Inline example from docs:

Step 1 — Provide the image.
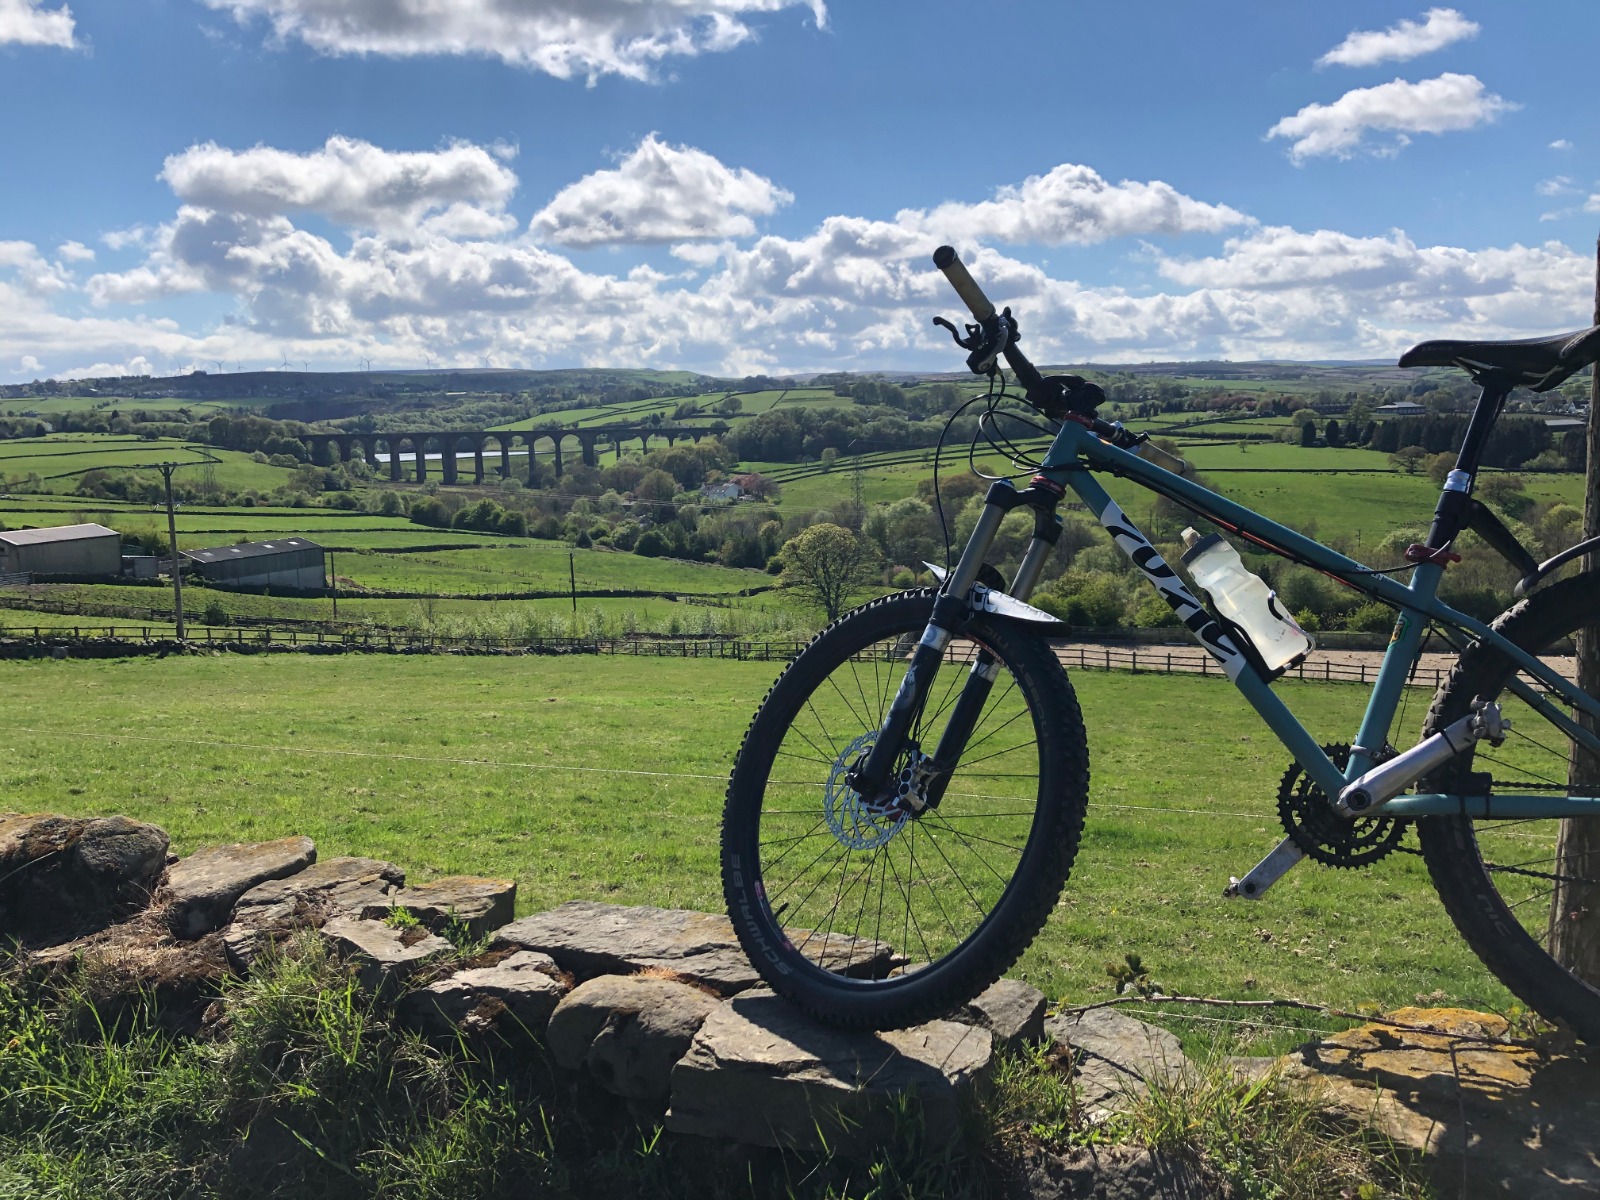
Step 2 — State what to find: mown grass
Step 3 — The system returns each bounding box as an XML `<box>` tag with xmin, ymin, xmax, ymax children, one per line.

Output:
<box><xmin>0</xmin><ymin>653</ymin><xmax>1519</xmax><ymax>1035</ymax></box>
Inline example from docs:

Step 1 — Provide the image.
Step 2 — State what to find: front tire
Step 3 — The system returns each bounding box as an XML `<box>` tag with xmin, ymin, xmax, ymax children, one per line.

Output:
<box><xmin>1419</xmin><ymin>569</ymin><xmax>1600</xmax><ymax>1043</ymax></box>
<box><xmin>721</xmin><ymin>589</ymin><xmax>1089</xmax><ymax>1030</ymax></box>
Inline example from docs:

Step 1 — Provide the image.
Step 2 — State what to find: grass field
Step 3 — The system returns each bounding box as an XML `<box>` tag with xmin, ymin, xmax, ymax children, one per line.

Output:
<box><xmin>0</xmin><ymin>653</ymin><xmax>1519</xmax><ymax>1047</ymax></box>
<box><xmin>0</xmin><ymin>435</ymin><xmax>298</xmax><ymax>493</ymax></box>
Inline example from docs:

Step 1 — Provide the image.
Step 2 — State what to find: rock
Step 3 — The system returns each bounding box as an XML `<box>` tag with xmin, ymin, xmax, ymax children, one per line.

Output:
<box><xmin>494</xmin><ymin>901</ymin><xmax>895</xmax><ymax>995</ymax></box>
<box><xmin>222</xmin><ymin>856</ymin><xmax>405</xmax><ymax>972</ymax></box>
<box><xmin>0</xmin><ymin>812</ymin><xmax>169</xmax><ymax>940</ymax></box>
<box><xmin>162</xmin><ymin>835</ymin><xmax>316</xmax><ymax>939</ymax></box>
<box><xmin>547</xmin><ymin>974</ymin><xmax>721</xmax><ymax>1103</ymax></box>
<box><xmin>1045</xmin><ymin>1008</ymin><xmax>1188</xmax><ymax>1117</ymax></box>
<box><xmin>955</xmin><ymin>978</ymin><xmax>1046</xmax><ymax>1051</ymax></box>
<box><xmin>361</xmin><ymin>875</ymin><xmax>514</xmax><ymax>940</ymax></box>
<box><xmin>1017</xmin><ymin>1144</ymin><xmax>1221</xmax><ymax>1200</ymax></box>
<box><xmin>666</xmin><ymin>990</ymin><xmax>993</xmax><ymax>1155</ymax></box>
<box><xmin>401</xmin><ymin>950</ymin><xmax>568</xmax><ymax>1039</ymax></box>
<box><xmin>1282</xmin><ymin>1007</ymin><xmax>1600</xmax><ymax>1200</ymax></box>
<box><xmin>319</xmin><ymin>915</ymin><xmax>452</xmax><ymax>997</ymax></box>
<box><xmin>27</xmin><ymin>910</ymin><xmax>230</xmax><ymax>1036</ymax></box>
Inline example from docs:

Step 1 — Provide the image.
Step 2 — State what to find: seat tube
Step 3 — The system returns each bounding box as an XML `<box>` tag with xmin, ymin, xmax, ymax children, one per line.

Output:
<box><xmin>1348</xmin><ymin>564</ymin><xmax>1442</xmax><ymax>777</ymax></box>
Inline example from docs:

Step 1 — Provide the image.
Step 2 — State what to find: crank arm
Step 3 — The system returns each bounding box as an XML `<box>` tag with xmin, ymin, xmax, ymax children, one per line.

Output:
<box><xmin>1224</xmin><ymin>837</ymin><xmax>1304</xmax><ymax>900</ymax></box>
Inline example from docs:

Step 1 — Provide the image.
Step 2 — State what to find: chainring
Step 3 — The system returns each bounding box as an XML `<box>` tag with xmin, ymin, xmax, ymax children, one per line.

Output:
<box><xmin>1278</xmin><ymin>742</ymin><xmax>1406</xmax><ymax>869</ymax></box>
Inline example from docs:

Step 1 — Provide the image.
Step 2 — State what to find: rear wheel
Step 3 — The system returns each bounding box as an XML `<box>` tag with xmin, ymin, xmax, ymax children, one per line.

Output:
<box><xmin>1419</xmin><ymin>569</ymin><xmax>1600</xmax><ymax>1042</ymax></box>
<box><xmin>721</xmin><ymin>589</ymin><xmax>1089</xmax><ymax>1030</ymax></box>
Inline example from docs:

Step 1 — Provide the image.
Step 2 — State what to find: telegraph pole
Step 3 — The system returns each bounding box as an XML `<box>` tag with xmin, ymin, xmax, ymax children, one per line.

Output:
<box><xmin>569</xmin><ymin>551</ymin><xmax>577</xmax><ymax>614</ymax></box>
<box><xmin>328</xmin><ymin>548</ymin><xmax>338</xmax><ymax>624</ymax></box>
<box><xmin>158</xmin><ymin>463</ymin><xmax>186</xmax><ymax>640</ymax></box>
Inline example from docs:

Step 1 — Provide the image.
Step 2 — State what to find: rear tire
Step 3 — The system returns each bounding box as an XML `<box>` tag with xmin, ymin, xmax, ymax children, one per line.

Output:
<box><xmin>721</xmin><ymin>589</ymin><xmax>1088</xmax><ymax>1030</ymax></box>
<box><xmin>1418</xmin><ymin>569</ymin><xmax>1600</xmax><ymax>1043</ymax></box>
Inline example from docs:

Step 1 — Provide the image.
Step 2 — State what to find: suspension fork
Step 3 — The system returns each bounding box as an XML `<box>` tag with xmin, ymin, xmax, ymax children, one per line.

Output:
<box><xmin>848</xmin><ymin>480</ymin><xmax>1063</xmax><ymax>804</ymax></box>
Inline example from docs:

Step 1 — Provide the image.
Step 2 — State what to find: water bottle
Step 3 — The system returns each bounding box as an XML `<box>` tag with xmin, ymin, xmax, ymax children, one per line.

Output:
<box><xmin>1180</xmin><ymin>528</ymin><xmax>1314</xmax><ymax>673</ymax></box>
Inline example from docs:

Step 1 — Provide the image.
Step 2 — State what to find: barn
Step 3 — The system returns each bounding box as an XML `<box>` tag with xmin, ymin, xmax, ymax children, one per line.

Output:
<box><xmin>0</xmin><ymin>524</ymin><xmax>122</xmax><ymax>578</ymax></box>
<box><xmin>183</xmin><ymin>538</ymin><xmax>325</xmax><ymax>590</ymax></box>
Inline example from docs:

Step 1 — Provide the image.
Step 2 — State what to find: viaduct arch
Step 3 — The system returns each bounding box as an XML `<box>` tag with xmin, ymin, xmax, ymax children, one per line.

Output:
<box><xmin>299</xmin><ymin>425</ymin><xmax>712</xmax><ymax>485</ymax></box>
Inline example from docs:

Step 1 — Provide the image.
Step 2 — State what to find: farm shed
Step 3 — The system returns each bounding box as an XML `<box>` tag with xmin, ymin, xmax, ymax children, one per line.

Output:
<box><xmin>0</xmin><ymin>523</ymin><xmax>121</xmax><ymax>577</ymax></box>
<box><xmin>183</xmin><ymin>538</ymin><xmax>324</xmax><ymax>590</ymax></box>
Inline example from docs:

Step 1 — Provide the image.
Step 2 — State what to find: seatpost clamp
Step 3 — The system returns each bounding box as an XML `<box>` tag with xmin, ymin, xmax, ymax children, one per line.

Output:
<box><xmin>1404</xmin><ymin>544</ymin><xmax>1462</xmax><ymax>567</ymax></box>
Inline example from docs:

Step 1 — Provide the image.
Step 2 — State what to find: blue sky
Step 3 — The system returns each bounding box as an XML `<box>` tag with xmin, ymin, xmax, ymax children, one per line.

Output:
<box><xmin>1</xmin><ymin>0</ymin><xmax>1596</xmax><ymax>380</ymax></box>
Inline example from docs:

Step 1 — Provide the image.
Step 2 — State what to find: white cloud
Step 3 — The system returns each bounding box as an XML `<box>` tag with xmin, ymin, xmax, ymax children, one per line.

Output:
<box><xmin>160</xmin><ymin>136</ymin><xmax>519</xmax><ymax>231</ymax></box>
<box><xmin>19</xmin><ymin>355</ymin><xmax>40</xmax><ymax>373</ymax></box>
<box><xmin>0</xmin><ymin>241</ymin><xmax>71</xmax><ymax>296</ymax></box>
<box><xmin>1537</xmin><ymin>176</ymin><xmax>1577</xmax><ymax>197</ymax></box>
<box><xmin>1317</xmin><ymin>8</ymin><xmax>1478</xmax><ymax>69</ymax></box>
<box><xmin>20</xmin><ymin>137</ymin><xmax>1600</xmax><ymax>379</ymax></box>
<box><xmin>0</xmin><ymin>0</ymin><xmax>75</xmax><ymax>48</ymax></box>
<box><xmin>1550</xmin><ymin>139</ymin><xmax>1573</xmax><ymax>151</ymax></box>
<box><xmin>898</xmin><ymin>163</ymin><xmax>1251</xmax><ymax>246</ymax></box>
<box><xmin>200</xmin><ymin>0</ymin><xmax>825</xmax><ymax>82</ymax></box>
<box><xmin>530</xmin><ymin>135</ymin><xmax>791</xmax><ymax>246</ymax></box>
<box><xmin>1267</xmin><ymin>73</ymin><xmax>1515</xmax><ymax>162</ymax></box>
<box><xmin>56</xmin><ymin>240</ymin><xmax>95</xmax><ymax>263</ymax></box>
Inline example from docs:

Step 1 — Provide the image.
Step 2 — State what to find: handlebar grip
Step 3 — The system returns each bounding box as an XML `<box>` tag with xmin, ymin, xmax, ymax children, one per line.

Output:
<box><xmin>932</xmin><ymin>246</ymin><xmax>996</xmax><ymax>322</ymax></box>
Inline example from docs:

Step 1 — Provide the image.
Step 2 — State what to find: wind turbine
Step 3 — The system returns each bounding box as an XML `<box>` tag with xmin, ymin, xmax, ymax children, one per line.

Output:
<box><xmin>361</xmin><ymin>357</ymin><xmax>373</xmax><ymax>373</ymax></box>
<box><xmin>301</xmin><ymin>360</ymin><xmax>310</xmax><ymax>372</ymax></box>
<box><xmin>280</xmin><ymin>352</ymin><xmax>292</xmax><ymax>371</ymax></box>
<box><xmin>212</xmin><ymin>360</ymin><xmax>224</xmax><ymax>374</ymax></box>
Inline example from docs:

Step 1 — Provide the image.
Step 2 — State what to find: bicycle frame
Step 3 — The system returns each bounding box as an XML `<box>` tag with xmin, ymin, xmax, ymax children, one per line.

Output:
<box><xmin>845</xmin><ymin>396</ymin><xmax>1600</xmax><ymax>896</ymax></box>
<box><xmin>1013</xmin><ymin>418</ymin><xmax>1600</xmax><ymax>822</ymax></box>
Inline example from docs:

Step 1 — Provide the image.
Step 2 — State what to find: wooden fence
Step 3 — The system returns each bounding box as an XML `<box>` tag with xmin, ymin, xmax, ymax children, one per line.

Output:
<box><xmin>0</xmin><ymin>625</ymin><xmax>1453</xmax><ymax>687</ymax></box>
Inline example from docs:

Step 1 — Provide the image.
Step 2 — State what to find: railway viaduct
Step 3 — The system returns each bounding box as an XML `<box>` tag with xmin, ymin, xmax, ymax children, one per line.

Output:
<box><xmin>298</xmin><ymin>425</ymin><xmax>712</xmax><ymax>484</ymax></box>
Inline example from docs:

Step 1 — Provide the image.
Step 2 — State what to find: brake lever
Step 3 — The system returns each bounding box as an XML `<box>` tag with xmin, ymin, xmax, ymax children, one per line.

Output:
<box><xmin>933</xmin><ymin>315</ymin><xmax>982</xmax><ymax>351</ymax></box>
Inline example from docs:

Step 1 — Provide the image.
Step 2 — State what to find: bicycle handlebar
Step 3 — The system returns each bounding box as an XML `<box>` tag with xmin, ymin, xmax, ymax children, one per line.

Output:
<box><xmin>932</xmin><ymin>245</ymin><xmax>996</xmax><ymax>322</ymax></box>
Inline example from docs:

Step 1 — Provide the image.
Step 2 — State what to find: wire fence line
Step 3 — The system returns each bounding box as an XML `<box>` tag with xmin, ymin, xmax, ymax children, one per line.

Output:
<box><xmin>0</xmin><ymin>623</ymin><xmax>1453</xmax><ymax>687</ymax></box>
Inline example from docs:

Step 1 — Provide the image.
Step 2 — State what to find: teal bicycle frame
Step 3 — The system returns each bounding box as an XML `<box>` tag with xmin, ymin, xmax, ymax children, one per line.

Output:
<box><xmin>1027</xmin><ymin>418</ymin><xmax>1600</xmax><ymax>824</ymax></box>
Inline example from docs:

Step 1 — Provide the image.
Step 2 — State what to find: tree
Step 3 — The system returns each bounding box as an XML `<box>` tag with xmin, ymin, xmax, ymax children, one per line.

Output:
<box><xmin>1298</xmin><ymin>420</ymin><xmax>1318</xmax><ymax>448</ymax></box>
<box><xmin>1324</xmin><ymin>418</ymin><xmax>1344</xmax><ymax>448</ymax></box>
<box><xmin>779</xmin><ymin>523</ymin><xmax>879</xmax><ymax>620</ymax></box>
<box><xmin>1552</xmin><ymin>234</ymin><xmax>1600</xmax><ymax>983</ymax></box>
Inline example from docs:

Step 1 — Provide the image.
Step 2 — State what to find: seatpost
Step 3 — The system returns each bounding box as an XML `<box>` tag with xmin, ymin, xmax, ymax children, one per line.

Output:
<box><xmin>1424</xmin><ymin>377</ymin><xmax>1512</xmax><ymax>550</ymax></box>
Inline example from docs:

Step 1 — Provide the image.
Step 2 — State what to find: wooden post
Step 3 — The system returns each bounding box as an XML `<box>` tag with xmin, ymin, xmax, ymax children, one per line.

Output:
<box><xmin>1552</xmin><ymin>233</ymin><xmax>1600</xmax><ymax>981</ymax></box>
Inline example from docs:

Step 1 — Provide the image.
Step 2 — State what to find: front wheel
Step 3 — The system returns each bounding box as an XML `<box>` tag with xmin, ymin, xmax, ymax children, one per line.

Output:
<box><xmin>721</xmin><ymin>589</ymin><xmax>1089</xmax><ymax>1030</ymax></box>
<box><xmin>1419</xmin><ymin>569</ymin><xmax>1600</xmax><ymax>1043</ymax></box>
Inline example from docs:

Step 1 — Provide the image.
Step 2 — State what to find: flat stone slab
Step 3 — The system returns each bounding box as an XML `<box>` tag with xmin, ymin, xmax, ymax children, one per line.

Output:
<box><xmin>1283</xmin><ymin>1007</ymin><xmax>1600</xmax><ymax>1200</ymax></box>
<box><xmin>1045</xmin><ymin>1008</ymin><xmax>1188</xmax><ymax>1116</ymax></box>
<box><xmin>401</xmin><ymin>950</ymin><xmax>568</xmax><ymax>1039</ymax></box>
<box><xmin>320</xmin><ymin>915</ymin><xmax>452</xmax><ymax>997</ymax></box>
<box><xmin>547</xmin><ymin>974</ymin><xmax>721</xmax><ymax>1102</ymax></box>
<box><xmin>0</xmin><ymin>812</ymin><xmax>169</xmax><ymax>939</ymax></box>
<box><xmin>494</xmin><ymin>901</ymin><xmax>895</xmax><ymax>995</ymax></box>
<box><xmin>956</xmin><ymin>979</ymin><xmax>1047</xmax><ymax>1051</ymax></box>
<box><xmin>667</xmin><ymin>990</ymin><xmax>993</xmax><ymax>1155</ymax></box>
<box><xmin>163</xmin><ymin>836</ymin><xmax>316</xmax><ymax>939</ymax></box>
<box><xmin>361</xmin><ymin>875</ymin><xmax>514</xmax><ymax>939</ymax></box>
<box><xmin>223</xmin><ymin>856</ymin><xmax>405</xmax><ymax>972</ymax></box>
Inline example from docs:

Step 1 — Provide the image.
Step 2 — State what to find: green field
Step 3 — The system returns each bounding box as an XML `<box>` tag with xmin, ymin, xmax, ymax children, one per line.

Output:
<box><xmin>0</xmin><ymin>434</ymin><xmax>298</xmax><ymax>493</ymax></box>
<box><xmin>0</xmin><ymin>653</ymin><xmax>1520</xmax><ymax>1039</ymax></box>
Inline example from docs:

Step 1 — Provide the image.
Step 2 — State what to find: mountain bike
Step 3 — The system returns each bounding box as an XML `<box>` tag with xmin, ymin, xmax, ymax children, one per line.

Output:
<box><xmin>721</xmin><ymin>245</ymin><xmax>1600</xmax><ymax>1036</ymax></box>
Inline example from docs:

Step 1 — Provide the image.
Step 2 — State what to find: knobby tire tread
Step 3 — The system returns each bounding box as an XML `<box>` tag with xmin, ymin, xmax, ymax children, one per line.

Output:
<box><xmin>1417</xmin><ymin>568</ymin><xmax>1600</xmax><ymax>1044</ymax></box>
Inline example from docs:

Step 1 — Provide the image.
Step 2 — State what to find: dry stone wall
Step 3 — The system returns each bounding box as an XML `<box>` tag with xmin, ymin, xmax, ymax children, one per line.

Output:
<box><xmin>5</xmin><ymin>810</ymin><xmax>1597</xmax><ymax>1197</ymax></box>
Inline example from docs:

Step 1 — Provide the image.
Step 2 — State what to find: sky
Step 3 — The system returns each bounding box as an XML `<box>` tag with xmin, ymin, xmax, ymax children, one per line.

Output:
<box><xmin>1</xmin><ymin>0</ymin><xmax>1597</xmax><ymax>382</ymax></box>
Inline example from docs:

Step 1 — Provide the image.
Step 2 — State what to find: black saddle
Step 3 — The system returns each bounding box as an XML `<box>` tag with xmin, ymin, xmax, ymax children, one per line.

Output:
<box><xmin>1398</xmin><ymin>325</ymin><xmax>1600</xmax><ymax>392</ymax></box>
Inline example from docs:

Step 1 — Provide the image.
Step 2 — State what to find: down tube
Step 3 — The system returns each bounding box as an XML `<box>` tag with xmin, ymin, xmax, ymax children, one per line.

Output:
<box><xmin>1063</xmin><ymin>469</ymin><xmax>1345</xmax><ymax>797</ymax></box>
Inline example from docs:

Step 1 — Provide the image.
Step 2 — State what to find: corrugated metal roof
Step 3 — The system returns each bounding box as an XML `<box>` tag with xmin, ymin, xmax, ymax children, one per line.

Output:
<box><xmin>184</xmin><ymin>537</ymin><xmax>323</xmax><ymax>564</ymax></box>
<box><xmin>0</xmin><ymin>523</ymin><xmax>119</xmax><ymax>547</ymax></box>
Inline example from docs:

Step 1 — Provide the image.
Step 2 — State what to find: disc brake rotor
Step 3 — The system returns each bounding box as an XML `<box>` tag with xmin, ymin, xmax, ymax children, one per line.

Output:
<box><xmin>825</xmin><ymin>732</ymin><xmax>912</xmax><ymax>850</ymax></box>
